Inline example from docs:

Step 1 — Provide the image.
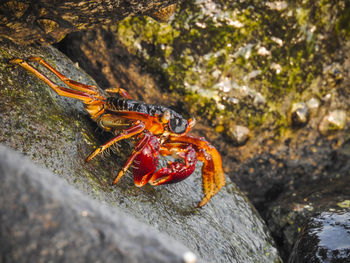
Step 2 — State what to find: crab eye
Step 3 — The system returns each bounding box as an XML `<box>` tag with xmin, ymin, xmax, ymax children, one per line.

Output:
<box><xmin>169</xmin><ymin>118</ymin><xmax>188</xmax><ymax>134</ymax></box>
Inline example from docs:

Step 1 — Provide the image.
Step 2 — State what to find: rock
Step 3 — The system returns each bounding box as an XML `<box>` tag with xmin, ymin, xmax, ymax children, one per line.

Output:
<box><xmin>0</xmin><ymin>0</ymin><xmax>180</xmax><ymax>44</ymax></box>
<box><xmin>289</xmin><ymin>212</ymin><xmax>350</xmax><ymax>263</ymax></box>
<box><xmin>289</xmin><ymin>102</ymin><xmax>309</xmax><ymax>128</ymax></box>
<box><xmin>0</xmin><ymin>39</ymin><xmax>281</xmax><ymax>262</ymax></box>
<box><xmin>227</xmin><ymin>125</ymin><xmax>250</xmax><ymax>146</ymax></box>
<box><xmin>0</xmin><ymin>145</ymin><xmax>199</xmax><ymax>263</ymax></box>
<box><xmin>318</xmin><ymin>110</ymin><xmax>347</xmax><ymax>136</ymax></box>
<box><xmin>265</xmin><ymin>175</ymin><xmax>350</xmax><ymax>261</ymax></box>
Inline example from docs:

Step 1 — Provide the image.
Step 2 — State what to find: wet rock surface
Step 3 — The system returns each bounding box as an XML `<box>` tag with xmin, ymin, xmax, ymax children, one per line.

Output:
<box><xmin>289</xmin><ymin>212</ymin><xmax>350</xmax><ymax>263</ymax></box>
<box><xmin>265</xmin><ymin>175</ymin><xmax>350</xmax><ymax>261</ymax></box>
<box><xmin>0</xmin><ymin>145</ymin><xmax>197</xmax><ymax>263</ymax></box>
<box><xmin>0</xmin><ymin>40</ymin><xmax>281</xmax><ymax>262</ymax></box>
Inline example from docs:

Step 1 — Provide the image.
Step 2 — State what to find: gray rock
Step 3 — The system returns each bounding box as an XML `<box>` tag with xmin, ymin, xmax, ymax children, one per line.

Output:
<box><xmin>265</xmin><ymin>175</ymin><xmax>350</xmax><ymax>261</ymax></box>
<box><xmin>0</xmin><ymin>39</ymin><xmax>281</xmax><ymax>262</ymax></box>
<box><xmin>0</xmin><ymin>145</ymin><xmax>197</xmax><ymax>263</ymax></box>
<box><xmin>289</xmin><ymin>211</ymin><xmax>350</xmax><ymax>263</ymax></box>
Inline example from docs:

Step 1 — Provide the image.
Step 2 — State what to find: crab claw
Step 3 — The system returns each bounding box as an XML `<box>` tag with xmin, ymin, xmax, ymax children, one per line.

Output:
<box><xmin>196</xmin><ymin>145</ymin><xmax>225</xmax><ymax>207</ymax></box>
<box><xmin>133</xmin><ymin>134</ymin><xmax>159</xmax><ymax>187</ymax></box>
<box><xmin>164</xmin><ymin>135</ymin><xmax>226</xmax><ymax>207</ymax></box>
<box><xmin>149</xmin><ymin>146</ymin><xmax>197</xmax><ymax>185</ymax></box>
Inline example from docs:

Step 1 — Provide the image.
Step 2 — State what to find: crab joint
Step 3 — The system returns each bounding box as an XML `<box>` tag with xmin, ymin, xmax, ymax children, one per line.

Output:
<box><xmin>160</xmin><ymin>110</ymin><xmax>171</xmax><ymax>124</ymax></box>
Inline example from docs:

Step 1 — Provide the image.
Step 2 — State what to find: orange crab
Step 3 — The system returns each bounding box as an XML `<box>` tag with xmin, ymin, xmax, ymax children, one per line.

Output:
<box><xmin>10</xmin><ymin>57</ymin><xmax>225</xmax><ymax>207</ymax></box>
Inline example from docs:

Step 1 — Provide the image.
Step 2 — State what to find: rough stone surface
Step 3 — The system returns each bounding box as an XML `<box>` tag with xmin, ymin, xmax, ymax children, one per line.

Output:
<box><xmin>0</xmin><ymin>39</ymin><xmax>281</xmax><ymax>262</ymax></box>
<box><xmin>0</xmin><ymin>0</ymin><xmax>180</xmax><ymax>44</ymax></box>
<box><xmin>0</xmin><ymin>145</ymin><xmax>198</xmax><ymax>263</ymax></box>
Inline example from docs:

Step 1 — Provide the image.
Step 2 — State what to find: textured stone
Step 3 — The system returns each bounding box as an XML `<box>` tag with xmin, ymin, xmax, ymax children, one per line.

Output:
<box><xmin>0</xmin><ymin>145</ymin><xmax>196</xmax><ymax>263</ymax></box>
<box><xmin>265</xmin><ymin>175</ymin><xmax>350</xmax><ymax>261</ymax></box>
<box><xmin>0</xmin><ymin>0</ymin><xmax>180</xmax><ymax>44</ymax></box>
<box><xmin>289</xmin><ymin>212</ymin><xmax>350</xmax><ymax>263</ymax></box>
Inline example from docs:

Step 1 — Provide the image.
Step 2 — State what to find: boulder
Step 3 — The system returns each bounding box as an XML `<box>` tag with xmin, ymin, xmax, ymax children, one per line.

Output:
<box><xmin>0</xmin><ymin>145</ymin><xmax>199</xmax><ymax>263</ymax></box>
<box><xmin>0</xmin><ymin>39</ymin><xmax>281</xmax><ymax>262</ymax></box>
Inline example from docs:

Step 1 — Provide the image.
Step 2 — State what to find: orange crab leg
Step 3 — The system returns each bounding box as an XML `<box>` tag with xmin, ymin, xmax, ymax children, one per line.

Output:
<box><xmin>111</xmin><ymin>111</ymin><xmax>165</xmax><ymax>135</ymax></box>
<box><xmin>167</xmin><ymin>135</ymin><xmax>225</xmax><ymax>207</ymax></box>
<box><xmin>28</xmin><ymin>56</ymin><xmax>99</xmax><ymax>96</ymax></box>
<box><xmin>196</xmin><ymin>148</ymin><xmax>224</xmax><ymax>207</ymax></box>
<box><xmin>105</xmin><ymin>87</ymin><xmax>133</xmax><ymax>100</ymax></box>
<box><xmin>9</xmin><ymin>59</ymin><xmax>96</xmax><ymax>104</ymax></box>
<box><xmin>112</xmin><ymin>132</ymin><xmax>151</xmax><ymax>185</ymax></box>
<box><xmin>86</xmin><ymin>121</ymin><xmax>145</xmax><ymax>162</ymax></box>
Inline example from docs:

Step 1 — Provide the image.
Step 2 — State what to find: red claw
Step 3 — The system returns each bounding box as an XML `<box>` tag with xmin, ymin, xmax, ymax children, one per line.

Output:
<box><xmin>133</xmin><ymin>134</ymin><xmax>159</xmax><ymax>187</ymax></box>
<box><xmin>149</xmin><ymin>145</ymin><xmax>197</xmax><ymax>185</ymax></box>
<box><xmin>133</xmin><ymin>135</ymin><xmax>198</xmax><ymax>186</ymax></box>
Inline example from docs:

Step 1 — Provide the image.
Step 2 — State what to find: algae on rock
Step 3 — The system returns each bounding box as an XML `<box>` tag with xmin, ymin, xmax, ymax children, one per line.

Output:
<box><xmin>115</xmin><ymin>0</ymin><xmax>350</xmax><ymax>139</ymax></box>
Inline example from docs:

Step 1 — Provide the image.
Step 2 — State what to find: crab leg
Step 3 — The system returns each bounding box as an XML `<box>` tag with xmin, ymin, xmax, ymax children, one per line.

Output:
<box><xmin>112</xmin><ymin>132</ymin><xmax>151</xmax><ymax>185</ymax></box>
<box><xmin>166</xmin><ymin>135</ymin><xmax>225</xmax><ymax>207</ymax></box>
<box><xmin>105</xmin><ymin>87</ymin><xmax>133</xmax><ymax>100</ymax></box>
<box><xmin>27</xmin><ymin>56</ymin><xmax>99</xmax><ymax>95</ymax></box>
<box><xmin>9</xmin><ymin>59</ymin><xmax>96</xmax><ymax>104</ymax></box>
<box><xmin>133</xmin><ymin>134</ymin><xmax>160</xmax><ymax>187</ymax></box>
<box><xmin>86</xmin><ymin>121</ymin><xmax>145</xmax><ymax>162</ymax></box>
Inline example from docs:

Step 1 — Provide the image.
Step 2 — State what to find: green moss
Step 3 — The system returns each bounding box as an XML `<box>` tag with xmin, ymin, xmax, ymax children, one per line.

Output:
<box><xmin>115</xmin><ymin>0</ymin><xmax>347</xmax><ymax>138</ymax></box>
<box><xmin>335</xmin><ymin>2</ymin><xmax>350</xmax><ymax>36</ymax></box>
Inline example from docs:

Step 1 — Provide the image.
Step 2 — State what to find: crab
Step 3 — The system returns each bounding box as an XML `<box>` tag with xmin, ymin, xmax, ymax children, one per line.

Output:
<box><xmin>9</xmin><ymin>57</ymin><xmax>225</xmax><ymax>207</ymax></box>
